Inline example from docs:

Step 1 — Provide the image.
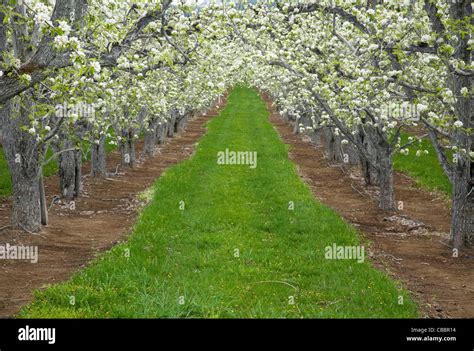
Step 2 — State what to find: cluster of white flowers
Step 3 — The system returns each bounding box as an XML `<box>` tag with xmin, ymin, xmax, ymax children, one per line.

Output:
<box><xmin>21</xmin><ymin>74</ymin><xmax>32</xmax><ymax>84</ymax></box>
<box><xmin>460</xmin><ymin>87</ymin><xmax>469</xmax><ymax>97</ymax></box>
<box><xmin>32</xmin><ymin>2</ymin><xmax>52</xmax><ymax>28</ymax></box>
<box><xmin>54</xmin><ymin>34</ymin><xmax>69</xmax><ymax>48</ymax></box>
<box><xmin>53</xmin><ymin>21</ymin><xmax>73</xmax><ymax>49</ymax></box>
<box><xmin>117</xmin><ymin>57</ymin><xmax>131</xmax><ymax>69</ymax></box>
<box><xmin>91</xmin><ymin>61</ymin><xmax>101</xmax><ymax>74</ymax></box>
<box><xmin>416</xmin><ymin>150</ymin><xmax>429</xmax><ymax>157</ymax></box>
<box><xmin>400</xmin><ymin>149</ymin><xmax>409</xmax><ymax>156</ymax></box>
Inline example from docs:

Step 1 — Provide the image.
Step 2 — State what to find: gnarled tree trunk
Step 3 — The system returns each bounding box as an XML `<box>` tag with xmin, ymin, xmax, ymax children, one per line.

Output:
<box><xmin>175</xmin><ymin>112</ymin><xmax>188</xmax><ymax>133</ymax></box>
<box><xmin>0</xmin><ymin>99</ymin><xmax>42</xmax><ymax>232</ymax></box>
<box><xmin>376</xmin><ymin>153</ymin><xmax>395</xmax><ymax>211</ymax></box>
<box><xmin>451</xmin><ymin>170</ymin><xmax>474</xmax><ymax>248</ymax></box>
<box><xmin>323</xmin><ymin>127</ymin><xmax>343</xmax><ymax>163</ymax></box>
<box><xmin>120</xmin><ymin>129</ymin><xmax>136</xmax><ymax>168</ymax></box>
<box><xmin>143</xmin><ymin>117</ymin><xmax>158</xmax><ymax>158</ymax></box>
<box><xmin>51</xmin><ymin>135</ymin><xmax>79</xmax><ymax>200</ymax></box>
<box><xmin>91</xmin><ymin>134</ymin><xmax>107</xmax><ymax>177</ymax></box>
<box><xmin>167</xmin><ymin>112</ymin><xmax>177</xmax><ymax>138</ymax></box>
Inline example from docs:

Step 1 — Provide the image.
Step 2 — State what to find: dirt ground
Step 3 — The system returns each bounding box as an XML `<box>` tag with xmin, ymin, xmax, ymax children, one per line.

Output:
<box><xmin>263</xmin><ymin>95</ymin><xmax>474</xmax><ymax>318</ymax></box>
<box><xmin>0</xmin><ymin>97</ymin><xmax>227</xmax><ymax>318</ymax></box>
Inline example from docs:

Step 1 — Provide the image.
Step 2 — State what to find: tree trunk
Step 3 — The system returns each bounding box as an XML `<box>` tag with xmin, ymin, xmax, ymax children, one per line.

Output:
<box><xmin>11</xmin><ymin>169</ymin><xmax>42</xmax><ymax>232</ymax></box>
<box><xmin>52</xmin><ymin>137</ymin><xmax>77</xmax><ymax>200</ymax></box>
<box><xmin>446</xmin><ymin>0</ymin><xmax>473</xmax><ymax>248</ymax></box>
<box><xmin>143</xmin><ymin>118</ymin><xmax>158</xmax><ymax>158</ymax></box>
<box><xmin>292</xmin><ymin>116</ymin><xmax>301</xmax><ymax>134</ymax></box>
<box><xmin>451</xmin><ymin>164</ymin><xmax>474</xmax><ymax>248</ymax></box>
<box><xmin>323</xmin><ymin>127</ymin><xmax>342</xmax><ymax>163</ymax></box>
<box><xmin>310</xmin><ymin>129</ymin><xmax>322</xmax><ymax>147</ymax></box>
<box><xmin>91</xmin><ymin>134</ymin><xmax>107</xmax><ymax>177</ymax></box>
<box><xmin>143</xmin><ymin>129</ymin><xmax>156</xmax><ymax>157</ymax></box>
<box><xmin>74</xmin><ymin>148</ymin><xmax>82</xmax><ymax>197</ymax></box>
<box><xmin>376</xmin><ymin>152</ymin><xmax>395</xmax><ymax>211</ymax></box>
<box><xmin>120</xmin><ymin>129</ymin><xmax>136</xmax><ymax>167</ymax></box>
<box><xmin>162</xmin><ymin>124</ymin><xmax>169</xmax><ymax>143</ymax></box>
<box><xmin>175</xmin><ymin>112</ymin><xmax>188</xmax><ymax>133</ymax></box>
<box><xmin>156</xmin><ymin>123</ymin><xmax>166</xmax><ymax>145</ymax></box>
<box><xmin>128</xmin><ymin>137</ymin><xmax>136</xmax><ymax>167</ymax></box>
<box><xmin>360</xmin><ymin>156</ymin><xmax>374</xmax><ymax>186</ymax></box>
<box><xmin>167</xmin><ymin>112</ymin><xmax>177</xmax><ymax>138</ymax></box>
<box><xmin>361</xmin><ymin>126</ymin><xmax>379</xmax><ymax>186</ymax></box>
<box><xmin>39</xmin><ymin>173</ymin><xmax>48</xmax><ymax>225</ymax></box>
<box><xmin>1</xmin><ymin>99</ymin><xmax>43</xmax><ymax>232</ymax></box>
<box><xmin>342</xmin><ymin>141</ymin><xmax>360</xmax><ymax>166</ymax></box>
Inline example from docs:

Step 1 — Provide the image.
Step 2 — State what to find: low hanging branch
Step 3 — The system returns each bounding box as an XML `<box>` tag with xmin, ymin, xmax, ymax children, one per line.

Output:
<box><xmin>42</xmin><ymin>147</ymin><xmax>77</xmax><ymax>167</ymax></box>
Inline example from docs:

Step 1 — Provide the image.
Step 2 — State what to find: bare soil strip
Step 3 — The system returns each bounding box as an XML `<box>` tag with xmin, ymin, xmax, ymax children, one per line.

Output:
<box><xmin>264</xmin><ymin>96</ymin><xmax>474</xmax><ymax>318</ymax></box>
<box><xmin>0</xmin><ymin>97</ymin><xmax>227</xmax><ymax>318</ymax></box>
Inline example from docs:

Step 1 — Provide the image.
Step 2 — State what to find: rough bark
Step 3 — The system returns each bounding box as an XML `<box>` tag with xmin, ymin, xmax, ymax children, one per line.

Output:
<box><xmin>175</xmin><ymin>112</ymin><xmax>188</xmax><ymax>133</ymax></box>
<box><xmin>39</xmin><ymin>173</ymin><xmax>48</xmax><ymax>225</ymax></box>
<box><xmin>74</xmin><ymin>148</ymin><xmax>82</xmax><ymax>197</ymax></box>
<box><xmin>358</xmin><ymin>125</ymin><xmax>380</xmax><ymax>186</ymax></box>
<box><xmin>51</xmin><ymin>136</ymin><xmax>78</xmax><ymax>200</ymax></box>
<box><xmin>376</xmin><ymin>152</ymin><xmax>395</xmax><ymax>211</ymax></box>
<box><xmin>451</xmin><ymin>174</ymin><xmax>474</xmax><ymax>248</ymax></box>
<box><xmin>449</xmin><ymin>0</ymin><xmax>473</xmax><ymax>248</ymax></box>
<box><xmin>167</xmin><ymin>113</ymin><xmax>177</xmax><ymax>138</ymax></box>
<box><xmin>0</xmin><ymin>100</ymin><xmax>42</xmax><ymax>232</ymax></box>
<box><xmin>354</xmin><ymin>123</ymin><xmax>394</xmax><ymax>209</ymax></box>
<box><xmin>162</xmin><ymin>123</ymin><xmax>169</xmax><ymax>142</ymax></box>
<box><xmin>120</xmin><ymin>129</ymin><xmax>136</xmax><ymax>168</ymax></box>
<box><xmin>143</xmin><ymin>118</ymin><xmax>158</xmax><ymax>158</ymax></box>
<box><xmin>91</xmin><ymin>134</ymin><xmax>107</xmax><ymax>177</ymax></box>
<box><xmin>156</xmin><ymin>123</ymin><xmax>166</xmax><ymax>145</ymax></box>
<box><xmin>323</xmin><ymin>127</ymin><xmax>343</xmax><ymax>163</ymax></box>
<box><xmin>342</xmin><ymin>141</ymin><xmax>360</xmax><ymax>166</ymax></box>
<box><xmin>310</xmin><ymin>129</ymin><xmax>322</xmax><ymax>146</ymax></box>
<box><xmin>292</xmin><ymin>115</ymin><xmax>301</xmax><ymax>135</ymax></box>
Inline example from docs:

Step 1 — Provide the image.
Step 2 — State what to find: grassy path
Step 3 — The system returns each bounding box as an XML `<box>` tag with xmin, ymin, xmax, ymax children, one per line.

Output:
<box><xmin>20</xmin><ymin>87</ymin><xmax>418</xmax><ymax>318</ymax></box>
<box><xmin>393</xmin><ymin>133</ymin><xmax>452</xmax><ymax>197</ymax></box>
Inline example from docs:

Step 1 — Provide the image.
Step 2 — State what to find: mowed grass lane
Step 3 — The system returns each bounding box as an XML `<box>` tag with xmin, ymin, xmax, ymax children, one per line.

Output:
<box><xmin>393</xmin><ymin>133</ymin><xmax>452</xmax><ymax>197</ymax></box>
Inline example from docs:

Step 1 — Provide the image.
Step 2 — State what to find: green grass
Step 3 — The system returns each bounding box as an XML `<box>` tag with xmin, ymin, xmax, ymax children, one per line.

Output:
<box><xmin>393</xmin><ymin>133</ymin><xmax>452</xmax><ymax>197</ymax></box>
<box><xmin>0</xmin><ymin>135</ymin><xmax>117</xmax><ymax>198</ymax></box>
<box><xmin>19</xmin><ymin>87</ymin><xmax>418</xmax><ymax>318</ymax></box>
<box><xmin>0</xmin><ymin>149</ymin><xmax>14</xmax><ymax>198</ymax></box>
